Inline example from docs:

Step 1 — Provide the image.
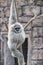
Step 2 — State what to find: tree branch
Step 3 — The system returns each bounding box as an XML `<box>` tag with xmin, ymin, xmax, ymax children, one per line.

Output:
<box><xmin>17</xmin><ymin>14</ymin><xmax>43</xmax><ymax>48</ymax></box>
<box><xmin>24</xmin><ymin>14</ymin><xmax>43</xmax><ymax>30</ymax></box>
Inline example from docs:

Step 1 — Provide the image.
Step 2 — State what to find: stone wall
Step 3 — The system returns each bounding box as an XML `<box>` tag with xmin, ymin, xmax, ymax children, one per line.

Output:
<box><xmin>0</xmin><ymin>0</ymin><xmax>43</xmax><ymax>65</ymax></box>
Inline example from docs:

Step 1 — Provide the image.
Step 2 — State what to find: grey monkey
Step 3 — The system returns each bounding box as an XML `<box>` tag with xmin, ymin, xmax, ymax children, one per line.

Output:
<box><xmin>7</xmin><ymin>0</ymin><xmax>25</xmax><ymax>65</ymax></box>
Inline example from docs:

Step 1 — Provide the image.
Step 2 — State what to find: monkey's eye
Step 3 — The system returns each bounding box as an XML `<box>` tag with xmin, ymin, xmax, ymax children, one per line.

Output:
<box><xmin>14</xmin><ymin>25</ymin><xmax>21</xmax><ymax>32</ymax></box>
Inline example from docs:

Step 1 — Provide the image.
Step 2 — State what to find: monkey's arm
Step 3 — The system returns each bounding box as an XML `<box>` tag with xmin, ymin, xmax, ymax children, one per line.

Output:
<box><xmin>9</xmin><ymin>0</ymin><xmax>18</xmax><ymax>27</ymax></box>
<box><xmin>17</xmin><ymin>43</ymin><xmax>23</xmax><ymax>48</ymax></box>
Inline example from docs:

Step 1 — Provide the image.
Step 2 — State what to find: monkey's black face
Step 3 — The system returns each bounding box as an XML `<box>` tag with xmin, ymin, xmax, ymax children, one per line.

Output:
<box><xmin>14</xmin><ymin>24</ymin><xmax>21</xmax><ymax>32</ymax></box>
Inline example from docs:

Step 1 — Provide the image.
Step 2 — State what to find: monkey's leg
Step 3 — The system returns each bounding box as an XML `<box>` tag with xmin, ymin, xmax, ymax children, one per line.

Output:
<box><xmin>11</xmin><ymin>46</ymin><xmax>23</xmax><ymax>57</ymax></box>
<box><xmin>11</xmin><ymin>46</ymin><xmax>25</xmax><ymax>65</ymax></box>
<box><xmin>18</xmin><ymin>45</ymin><xmax>25</xmax><ymax>65</ymax></box>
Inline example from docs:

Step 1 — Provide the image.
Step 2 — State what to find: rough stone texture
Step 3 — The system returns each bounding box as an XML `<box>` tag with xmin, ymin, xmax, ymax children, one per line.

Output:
<box><xmin>4</xmin><ymin>38</ymin><xmax>14</xmax><ymax>65</ymax></box>
<box><xmin>0</xmin><ymin>0</ymin><xmax>43</xmax><ymax>65</ymax></box>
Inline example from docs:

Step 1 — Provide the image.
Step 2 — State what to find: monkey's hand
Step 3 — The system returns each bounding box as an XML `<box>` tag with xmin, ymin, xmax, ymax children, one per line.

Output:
<box><xmin>17</xmin><ymin>43</ymin><xmax>23</xmax><ymax>48</ymax></box>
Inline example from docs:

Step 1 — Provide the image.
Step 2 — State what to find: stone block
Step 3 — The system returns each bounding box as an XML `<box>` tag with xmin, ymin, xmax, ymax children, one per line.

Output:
<box><xmin>16</xmin><ymin>0</ymin><xmax>27</xmax><ymax>6</ymax></box>
<box><xmin>5</xmin><ymin>9</ymin><xmax>10</xmax><ymax>17</ymax></box>
<box><xmin>32</xmin><ymin>17</ymin><xmax>43</xmax><ymax>26</ymax></box>
<box><xmin>41</xmin><ymin>7</ymin><xmax>43</xmax><ymax>14</ymax></box>
<box><xmin>22</xmin><ymin>6</ymin><xmax>33</xmax><ymax>16</ymax></box>
<box><xmin>19</xmin><ymin>16</ymin><xmax>31</xmax><ymax>23</ymax></box>
<box><xmin>33</xmin><ymin>37</ymin><xmax>43</xmax><ymax>48</ymax></box>
<box><xmin>18</xmin><ymin>8</ymin><xmax>22</xmax><ymax>17</ymax></box>
<box><xmin>0</xmin><ymin>11</ymin><xmax>4</xmax><ymax>18</ymax></box>
<box><xmin>22</xmin><ymin>6</ymin><xmax>40</xmax><ymax>16</ymax></box>
<box><xmin>0</xmin><ymin>0</ymin><xmax>7</xmax><ymax>6</ymax></box>
<box><xmin>2</xmin><ymin>24</ymin><xmax>7</xmax><ymax>32</ymax></box>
